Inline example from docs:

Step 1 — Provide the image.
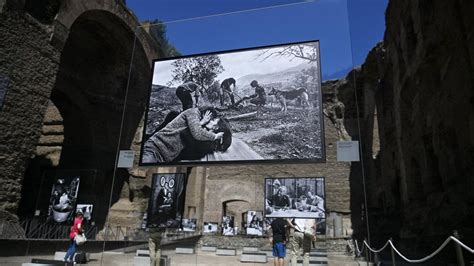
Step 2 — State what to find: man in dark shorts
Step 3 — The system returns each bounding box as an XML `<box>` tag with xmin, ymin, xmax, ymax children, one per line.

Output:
<box><xmin>269</xmin><ymin>218</ymin><xmax>289</xmax><ymax>266</ymax></box>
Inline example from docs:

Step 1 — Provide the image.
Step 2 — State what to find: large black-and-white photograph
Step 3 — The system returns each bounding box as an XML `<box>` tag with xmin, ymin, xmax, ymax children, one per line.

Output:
<box><xmin>181</xmin><ymin>218</ymin><xmax>197</xmax><ymax>232</ymax></box>
<box><xmin>246</xmin><ymin>211</ymin><xmax>264</xmax><ymax>236</ymax></box>
<box><xmin>47</xmin><ymin>177</ymin><xmax>80</xmax><ymax>223</ymax></box>
<box><xmin>147</xmin><ymin>173</ymin><xmax>187</xmax><ymax>228</ymax></box>
<box><xmin>203</xmin><ymin>222</ymin><xmax>218</xmax><ymax>233</ymax></box>
<box><xmin>265</xmin><ymin>177</ymin><xmax>325</xmax><ymax>219</ymax></box>
<box><xmin>222</xmin><ymin>216</ymin><xmax>235</xmax><ymax>236</ymax></box>
<box><xmin>139</xmin><ymin>40</ymin><xmax>324</xmax><ymax>166</ymax></box>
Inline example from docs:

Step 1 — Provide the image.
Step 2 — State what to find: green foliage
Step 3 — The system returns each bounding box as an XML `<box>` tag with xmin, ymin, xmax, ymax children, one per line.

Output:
<box><xmin>206</xmin><ymin>80</ymin><xmax>222</xmax><ymax>104</ymax></box>
<box><xmin>293</xmin><ymin>66</ymin><xmax>319</xmax><ymax>94</ymax></box>
<box><xmin>168</xmin><ymin>55</ymin><xmax>224</xmax><ymax>97</ymax></box>
<box><xmin>145</xmin><ymin>19</ymin><xmax>181</xmax><ymax>58</ymax></box>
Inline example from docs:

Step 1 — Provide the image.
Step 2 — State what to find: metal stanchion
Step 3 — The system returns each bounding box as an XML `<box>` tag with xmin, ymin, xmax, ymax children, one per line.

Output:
<box><xmin>390</xmin><ymin>238</ymin><xmax>396</xmax><ymax>266</ymax></box>
<box><xmin>365</xmin><ymin>238</ymin><xmax>370</xmax><ymax>266</ymax></box>
<box><xmin>453</xmin><ymin>231</ymin><xmax>465</xmax><ymax>266</ymax></box>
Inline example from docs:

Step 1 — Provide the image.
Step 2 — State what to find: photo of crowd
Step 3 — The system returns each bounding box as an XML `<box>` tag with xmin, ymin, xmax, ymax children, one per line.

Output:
<box><xmin>181</xmin><ymin>218</ymin><xmax>197</xmax><ymax>232</ymax></box>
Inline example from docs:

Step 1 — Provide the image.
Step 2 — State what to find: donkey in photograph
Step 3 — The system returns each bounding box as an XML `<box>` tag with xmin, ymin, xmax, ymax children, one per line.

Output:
<box><xmin>268</xmin><ymin>87</ymin><xmax>311</xmax><ymax>112</ymax></box>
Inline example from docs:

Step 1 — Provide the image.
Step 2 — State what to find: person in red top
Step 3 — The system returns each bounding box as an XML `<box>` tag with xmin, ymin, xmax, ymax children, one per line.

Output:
<box><xmin>64</xmin><ymin>211</ymin><xmax>84</xmax><ymax>262</ymax></box>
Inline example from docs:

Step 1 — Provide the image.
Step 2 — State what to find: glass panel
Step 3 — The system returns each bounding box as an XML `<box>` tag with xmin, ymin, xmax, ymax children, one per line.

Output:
<box><xmin>119</xmin><ymin>0</ymin><xmax>359</xmax><ymax>264</ymax></box>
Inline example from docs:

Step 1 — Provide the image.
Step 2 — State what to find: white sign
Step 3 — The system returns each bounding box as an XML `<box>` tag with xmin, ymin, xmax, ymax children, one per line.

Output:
<box><xmin>336</xmin><ymin>141</ymin><xmax>360</xmax><ymax>162</ymax></box>
<box><xmin>117</xmin><ymin>150</ymin><xmax>135</xmax><ymax>168</ymax></box>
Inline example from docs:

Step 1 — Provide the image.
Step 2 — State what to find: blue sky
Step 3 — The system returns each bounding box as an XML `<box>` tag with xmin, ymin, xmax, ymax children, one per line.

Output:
<box><xmin>127</xmin><ymin>0</ymin><xmax>387</xmax><ymax>80</ymax></box>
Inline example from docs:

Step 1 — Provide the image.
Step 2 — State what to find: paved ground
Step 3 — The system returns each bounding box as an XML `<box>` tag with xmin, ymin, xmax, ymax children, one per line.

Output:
<box><xmin>0</xmin><ymin>248</ymin><xmax>366</xmax><ymax>266</ymax></box>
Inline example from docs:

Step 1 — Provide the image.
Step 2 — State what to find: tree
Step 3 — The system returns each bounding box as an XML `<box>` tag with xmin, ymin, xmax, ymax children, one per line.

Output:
<box><xmin>206</xmin><ymin>80</ymin><xmax>222</xmax><ymax>104</ymax></box>
<box><xmin>258</xmin><ymin>44</ymin><xmax>319</xmax><ymax>62</ymax></box>
<box><xmin>145</xmin><ymin>19</ymin><xmax>181</xmax><ymax>58</ymax></box>
<box><xmin>168</xmin><ymin>55</ymin><xmax>224</xmax><ymax>97</ymax></box>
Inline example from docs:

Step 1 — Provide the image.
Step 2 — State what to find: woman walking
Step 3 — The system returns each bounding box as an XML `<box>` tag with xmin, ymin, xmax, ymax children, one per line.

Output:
<box><xmin>64</xmin><ymin>211</ymin><xmax>84</xmax><ymax>262</ymax></box>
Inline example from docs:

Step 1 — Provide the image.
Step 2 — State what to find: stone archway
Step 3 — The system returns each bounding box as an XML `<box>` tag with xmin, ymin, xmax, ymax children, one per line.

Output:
<box><xmin>12</xmin><ymin>0</ymin><xmax>159</xmax><ymax>227</ymax></box>
<box><xmin>222</xmin><ymin>199</ymin><xmax>251</xmax><ymax>231</ymax></box>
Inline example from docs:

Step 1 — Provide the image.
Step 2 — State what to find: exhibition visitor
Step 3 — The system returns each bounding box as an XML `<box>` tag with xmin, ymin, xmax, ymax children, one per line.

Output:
<box><xmin>148</xmin><ymin>227</ymin><xmax>165</xmax><ymax>266</ymax></box>
<box><xmin>64</xmin><ymin>211</ymin><xmax>84</xmax><ymax>262</ymax></box>
<box><xmin>269</xmin><ymin>218</ymin><xmax>289</xmax><ymax>266</ymax></box>
<box><xmin>288</xmin><ymin>218</ymin><xmax>317</xmax><ymax>266</ymax></box>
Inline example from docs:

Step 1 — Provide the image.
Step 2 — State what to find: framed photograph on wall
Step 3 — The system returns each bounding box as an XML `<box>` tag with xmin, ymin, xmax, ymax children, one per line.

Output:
<box><xmin>76</xmin><ymin>204</ymin><xmax>93</xmax><ymax>221</ymax></box>
<box><xmin>139</xmin><ymin>40</ymin><xmax>325</xmax><ymax>166</ymax></box>
<box><xmin>222</xmin><ymin>216</ymin><xmax>236</xmax><ymax>236</ymax></box>
<box><xmin>246</xmin><ymin>211</ymin><xmax>264</xmax><ymax>236</ymax></box>
<box><xmin>47</xmin><ymin>176</ymin><xmax>80</xmax><ymax>223</ymax></box>
<box><xmin>203</xmin><ymin>222</ymin><xmax>218</xmax><ymax>233</ymax></box>
<box><xmin>146</xmin><ymin>173</ymin><xmax>187</xmax><ymax>228</ymax></box>
<box><xmin>181</xmin><ymin>218</ymin><xmax>197</xmax><ymax>232</ymax></box>
<box><xmin>264</xmin><ymin>177</ymin><xmax>325</xmax><ymax>219</ymax></box>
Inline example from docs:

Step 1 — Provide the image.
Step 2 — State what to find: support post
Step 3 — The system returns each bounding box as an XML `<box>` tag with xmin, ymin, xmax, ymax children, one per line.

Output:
<box><xmin>453</xmin><ymin>231</ymin><xmax>465</xmax><ymax>266</ymax></box>
<box><xmin>364</xmin><ymin>238</ymin><xmax>370</xmax><ymax>266</ymax></box>
<box><xmin>390</xmin><ymin>238</ymin><xmax>396</xmax><ymax>266</ymax></box>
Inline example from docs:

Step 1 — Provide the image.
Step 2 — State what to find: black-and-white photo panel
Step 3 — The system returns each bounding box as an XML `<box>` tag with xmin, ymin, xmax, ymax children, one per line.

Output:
<box><xmin>203</xmin><ymin>222</ymin><xmax>218</xmax><ymax>233</ymax></box>
<box><xmin>181</xmin><ymin>218</ymin><xmax>197</xmax><ymax>232</ymax></box>
<box><xmin>48</xmin><ymin>176</ymin><xmax>80</xmax><ymax>223</ymax></box>
<box><xmin>139</xmin><ymin>40</ymin><xmax>325</xmax><ymax>166</ymax></box>
<box><xmin>147</xmin><ymin>173</ymin><xmax>187</xmax><ymax>228</ymax></box>
<box><xmin>76</xmin><ymin>204</ymin><xmax>93</xmax><ymax>221</ymax></box>
<box><xmin>246</xmin><ymin>211</ymin><xmax>264</xmax><ymax>236</ymax></box>
<box><xmin>222</xmin><ymin>216</ymin><xmax>236</xmax><ymax>236</ymax></box>
<box><xmin>264</xmin><ymin>177</ymin><xmax>325</xmax><ymax>219</ymax></box>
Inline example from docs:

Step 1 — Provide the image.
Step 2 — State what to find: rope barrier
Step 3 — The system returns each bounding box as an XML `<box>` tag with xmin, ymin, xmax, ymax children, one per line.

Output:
<box><xmin>354</xmin><ymin>239</ymin><xmax>365</xmax><ymax>257</ymax></box>
<box><xmin>364</xmin><ymin>239</ymin><xmax>390</xmax><ymax>253</ymax></box>
<box><xmin>360</xmin><ymin>235</ymin><xmax>474</xmax><ymax>263</ymax></box>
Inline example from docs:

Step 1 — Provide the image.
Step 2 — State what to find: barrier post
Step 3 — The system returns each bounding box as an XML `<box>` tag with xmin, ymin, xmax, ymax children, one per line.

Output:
<box><xmin>364</xmin><ymin>238</ymin><xmax>370</xmax><ymax>266</ymax></box>
<box><xmin>453</xmin><ymin>231</ymin><xmax>465</xmax><ymax>266</ymax></box>
<box><xmin>390</xmin><ymin>238</ymin><xmax>396</xmax><ymax>266</ymax></box>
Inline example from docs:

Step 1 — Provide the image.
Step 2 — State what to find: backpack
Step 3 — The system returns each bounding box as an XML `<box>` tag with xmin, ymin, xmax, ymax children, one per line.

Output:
<box><xmin>74</xmin><ymin>251</ymin><xmax>88</xmax><ymax>263</ymax></box>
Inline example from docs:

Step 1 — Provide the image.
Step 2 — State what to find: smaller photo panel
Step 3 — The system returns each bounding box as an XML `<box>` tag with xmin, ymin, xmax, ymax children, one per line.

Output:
<box><xmin>246</xmin><ymin>211</ymin><xmax>264</xmax><ymax>236</ymax></box>
<box><xmin>222</xmin><ymin>216</ymin><xmax>236</xmax><ymax>236</ymax></box>
<box><xmin>48</xmin><ymin>176</ymin><xmax>80</xmax><ymax>224</ymax></box>
<box><xmin>146</xmin><ymin>173</ymin><xmax>187</xmax><ymax>228</ymax></box>
<box><xmin>203</xmin><ymin>222</ymin><xmax>218</xmax><ymax>233</ymax></box>
<box><xmin>76</xmin><ymin>204</ymin><xmax>93</xmax><ymax>221</ymax></box>
<box><xmin>265</xmin><ymin>177</ymin><xmax>325</xmax><ymax>219</ymax></box>
<box><xmin>181</xmin><ymin>218</ymin><xmax>197</xmax><ymax>232</ymax></box>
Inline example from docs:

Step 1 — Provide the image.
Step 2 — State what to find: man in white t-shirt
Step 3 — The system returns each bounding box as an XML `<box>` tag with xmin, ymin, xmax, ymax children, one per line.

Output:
<box><xmin>287</xmin><ymin>218</ymin><xmax>317</xmax><ymax>266</ymax></box>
